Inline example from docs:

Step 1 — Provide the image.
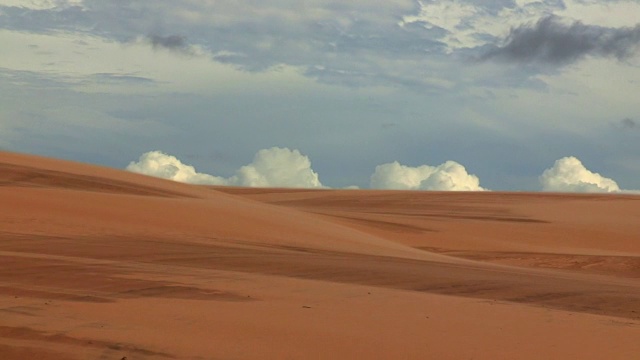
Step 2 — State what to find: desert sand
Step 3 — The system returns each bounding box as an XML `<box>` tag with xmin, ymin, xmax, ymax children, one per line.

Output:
<box><xmin>1</xmin><ymin>151</ymin><xmax>639</xmax><ymax>359</ymax></box>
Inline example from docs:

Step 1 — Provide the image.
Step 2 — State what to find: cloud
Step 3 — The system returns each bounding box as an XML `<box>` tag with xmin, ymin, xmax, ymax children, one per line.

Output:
<box><xmin>147</xmin><ymin>34</ymin><xmax>195</xmax><ymax>54</ymax></box>
<box><xmin>91</xmin><ymin>73</ymin><xmax>155</xmax><ymax>84</ymax></box>
<box><xmin>233</xmin><ymin>147</ymin><xmax>323</xmax><ymax>188</ymax></box>
<box><xmin>482</xmin><ymin>15</ymin><xmax>640</xmax><ymax>65</ymax></box>
<box><xmin>127</xmin><ymin>147</ymin><xmax>324</xmax><ymax>188</ymax></box>
<box><xmin>126</xmin><ymin>151</ymin><xmax>228</xmax><ymax>185</ymax></box>
<box><xmin>539</xmin><ymin>156</ymin><xmax>620</xmax><ymax>193</ymax></box>
<box><xmin>2</xmin><ymin>1</ymin><xmax>639</xmax><ymax>89</ymax></box>
<box><xmin>620</xmin><ymin>117</ymin><xmax>637</xmax><ymax>129</ymax></box>
<box><xmin>128</xmin><ymin>149</ymin><xmax>487</xmax><ymax>191</ymax></box>
<box><xmin>149</xmin><ymin>34</ymin><xmax>187</xmax><ymax>49</ymax></box>
<box><xmin>0</xmin><ymin>1</ymin><xmax>448</xmax><ymax>88</ymax></box>
<box><xmin>370</xmin><ymin>161</ymin><xmax>486</xmax><ymax>191</ymax></box>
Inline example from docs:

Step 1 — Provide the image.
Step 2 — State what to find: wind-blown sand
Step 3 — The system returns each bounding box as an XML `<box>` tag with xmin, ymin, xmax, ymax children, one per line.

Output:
<box><xmin>1</xmin><ymin>151</ymin><xmax>639</xmax><ymax>359</ymax></box>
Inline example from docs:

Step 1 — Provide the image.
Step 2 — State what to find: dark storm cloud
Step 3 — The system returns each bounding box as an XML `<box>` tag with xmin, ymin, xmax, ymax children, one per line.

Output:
<box><xmin>482</xmin><ymin>15</ymin><xmax>640</xmax><ymax>65</ymax></box>
<box><xmin>620</xmin><ymin>118</ymin><xmax>637</xmax><ymax>129</ymax></box>
<box><xmin>148</xmin><ymin>34</ymin><xmax>190</xmax><ymax>52</ymax></box>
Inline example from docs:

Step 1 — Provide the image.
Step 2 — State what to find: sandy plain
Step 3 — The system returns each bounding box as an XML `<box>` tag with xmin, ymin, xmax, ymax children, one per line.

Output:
<box><xmin>0</xmin><ymin>151</ymin><xmax>639</xmax><ymax>359</ymax></box>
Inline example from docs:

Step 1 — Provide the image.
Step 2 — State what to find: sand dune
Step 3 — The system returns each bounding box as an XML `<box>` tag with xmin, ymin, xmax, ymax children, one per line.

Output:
<box><xmin>1</xmin><ymin>151</ymin><xmax>639</xmax><ymax>359</ymax></box>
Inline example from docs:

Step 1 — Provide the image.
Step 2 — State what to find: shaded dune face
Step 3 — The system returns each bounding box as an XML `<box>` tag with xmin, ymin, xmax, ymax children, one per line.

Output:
<box><xmin>1</xmin><ymin>151</ymin><xmax>639</xmax><ymax>360</ymax></box>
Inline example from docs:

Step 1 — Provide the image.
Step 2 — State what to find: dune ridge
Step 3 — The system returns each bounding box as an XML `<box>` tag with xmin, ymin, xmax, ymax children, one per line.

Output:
<box><xmin>1</xmin><ymin>151</ymin><xmax>639</xmax><ymax>359</ymax></box>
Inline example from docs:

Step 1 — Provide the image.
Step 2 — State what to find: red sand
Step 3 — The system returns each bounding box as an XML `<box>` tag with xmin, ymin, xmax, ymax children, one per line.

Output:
<box><xmin>1</xmin><ymin>151</ymin><xmax>639</xmax><ymax>359</ymax></box>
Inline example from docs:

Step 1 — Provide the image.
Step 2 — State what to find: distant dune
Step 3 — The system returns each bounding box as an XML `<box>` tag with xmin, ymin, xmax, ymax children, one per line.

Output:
<box><xmin>1</xmin><ymin>151</ymin><xmax>639</xmax><ymax>359</ymax></box>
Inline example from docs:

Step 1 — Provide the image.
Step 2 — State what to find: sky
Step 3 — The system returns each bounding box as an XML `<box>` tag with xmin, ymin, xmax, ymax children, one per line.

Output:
<box><xmin>1</xmin><ymin>0</ymin><xmax>639</xmax><ymax>192</ymax></box>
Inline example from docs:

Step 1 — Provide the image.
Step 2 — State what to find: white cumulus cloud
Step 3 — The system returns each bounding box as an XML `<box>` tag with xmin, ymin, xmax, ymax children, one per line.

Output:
<box><xmin>127</xmin><ymin>147</ymin><xmax>324</xmax><ymax>188</ymax></box>
<box><xmin>126</xmin><ymin>151</ymin><xmax>228</xmax><ymax>185</ymax></box>
<box><xmin>370</xmin><ymin>161</ymin><xmax>486</xmax><ymax>191</ymax></box>
<box><xmin>232</xmin><ymin>147</ymin><xmax>323</xmax><ymax>188</ymax></box>
<box><xmin>539</xmin><ymin>156</ymin><xmax>620</xmax><ymax>193</ymax></box>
